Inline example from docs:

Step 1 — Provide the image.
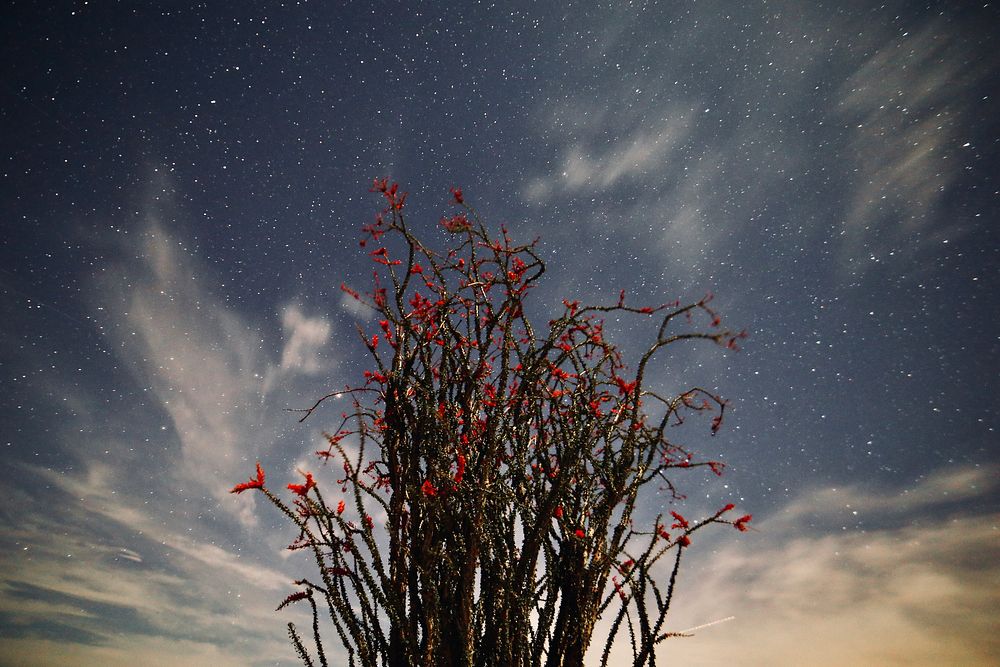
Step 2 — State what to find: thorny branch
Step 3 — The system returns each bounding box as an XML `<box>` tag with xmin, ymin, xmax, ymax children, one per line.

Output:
<box><xmin>232</xmin><ymin>181</ymin><xmax>752</xmax><ymax>667</ymax></box>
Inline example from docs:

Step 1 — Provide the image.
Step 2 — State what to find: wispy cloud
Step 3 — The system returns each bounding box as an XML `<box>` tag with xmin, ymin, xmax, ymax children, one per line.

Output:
<box><xmin>277</xmin><ymin>305</ymin><xmax>330</xmax><ymax>375</ymax></box>
<box><xmin>90</xmin><ymin>197</ymin><xmax>335</xmax><ymax>526</ymax></box>
<box><xmin>0</xmin><ymin>177</ymin><xmax>345</xmax><ymax>663</ymax></box>
<box><xmin>603</xmin><ymin>465</ymin><xmax>1000</xmax><ymax>666</ymax></box>
<box><xmin>339</xmin><ymin>288</ymin><xmax>375</xmax><ymax>319</ymax></box>
<box><xmin>1</xmin><ymin>462</ymin><xmax>300</xmax><ymax>666</ymax></box>
<box><xmin>0</xmin><ymin>636</ymin><xmax>253</xmax><ymax>667</ymax></box>
<box><xmin>834</xmin><ymin>23</ymin><xmax>990</xmax><ymax>275</ymax></box>
<box><xmin>262</xmin><ymin>304</ymin><xmax>332</xmax><ymax>396</ymax></box>
<box><xmin>93</xmin><ymin>217</ymin><xmax>273</xmax><ymax>525</ymax></box>
<box><xmin>521</xmin><ymin>8</ymin><xmax>990</xmax><ymax>287</ymax></box>
<box><xmin>523</xmin><ymin>115</ymin><xmax>693</xmax><ymax>202</ymax></box>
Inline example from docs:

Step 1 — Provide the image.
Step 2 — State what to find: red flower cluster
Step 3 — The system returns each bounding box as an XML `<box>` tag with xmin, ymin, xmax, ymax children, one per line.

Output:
<box><xmin>441</xmin><ymin>213</ymin><xmax>472</xmax><ymax>232</ymax></box>
<box><xmin>371</xmin><ymin>178</ymin><xmax>407</xmax><ymax>210</ymax></box>
<box><xmin>230</xmin><ymin>462</ymin><xmax>265</xmax><ymax>494</ymax></box>
<box><xmin>613</xmin><ymin>375</ymin><xmax>638</xmax><ymax>396</ymax></box>
<box><xmin>288</xmin><ymin>471</ymin><xmax>316</xmax><ymax>497</ymax></box>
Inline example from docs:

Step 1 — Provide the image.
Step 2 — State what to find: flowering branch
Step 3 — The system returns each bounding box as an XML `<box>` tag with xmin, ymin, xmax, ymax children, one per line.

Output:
<box><xmin>234</xmin><ymin>182</ymin><xmax>750</xmax><ymax>667</ymax></box>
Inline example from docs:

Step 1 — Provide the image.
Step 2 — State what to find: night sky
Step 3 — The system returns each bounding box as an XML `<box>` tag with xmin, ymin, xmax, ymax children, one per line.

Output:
<box><xmin>2</xmin><ymin>1</ymin><xmax>998</xmax><ymax>665</ymax></box>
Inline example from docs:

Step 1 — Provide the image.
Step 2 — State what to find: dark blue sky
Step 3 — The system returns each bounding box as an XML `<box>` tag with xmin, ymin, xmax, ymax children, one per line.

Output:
<box><xmin>2</xmin><ymin>1</ymin><xmax>998</xmax><ymax>664</ymax></box>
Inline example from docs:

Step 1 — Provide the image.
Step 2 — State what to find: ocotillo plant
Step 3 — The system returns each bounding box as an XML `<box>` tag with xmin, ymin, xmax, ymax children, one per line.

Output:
<box><xmin>232</xmin><ymin>181</ymin><xmax>751</xmax><ymax>667</ymax></box>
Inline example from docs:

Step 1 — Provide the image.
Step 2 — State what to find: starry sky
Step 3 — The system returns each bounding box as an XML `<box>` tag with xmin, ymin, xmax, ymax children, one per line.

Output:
<box><xmin>2</xmin><ymin>1</ymin><xmax>998</xmax><ymax>665</ymax></box>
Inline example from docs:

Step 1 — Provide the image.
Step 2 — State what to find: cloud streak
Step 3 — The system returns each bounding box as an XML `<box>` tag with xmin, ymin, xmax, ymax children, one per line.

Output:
<box><xmin>834</xmin><ymin>23</ymin><xmax>991</xmax><ymax>275</ymax></box>
<box><xmin>94</xmin><ymin>216</ymin><xmax>273</xmax><ymax>525</ymax></box>
<box><xmin>90</xmin><ymin>194</ymin><xmax>334</xmax><ymax>526</ymax></box>
<box><xmin>520</xmin><ymin>7</ymin><xmax>990</xmax><ymax>287</ymax></box>
<box><xmin>611</xmin><ymin>465</ymin><xmax>1000</xmax><ymax>666</ymax></box>
<box><xmin>523</xmin><ymin>115</ymin><xmax>693</xmax><ymax>202</ymax></box>
<box><xmin>1</xmin><ymin>461</ymin><xmax>300</xmax><ymax>666</ymax></box>
<box><xmin>0</xmin><ymin>179</ymin><xmax>344</xmax><ymax>664</ymax></box>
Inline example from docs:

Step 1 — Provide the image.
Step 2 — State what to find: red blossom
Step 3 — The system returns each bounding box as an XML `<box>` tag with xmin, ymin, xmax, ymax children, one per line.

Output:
<box><xmin>450</xmin><ymin>186</ymin><xmax>464</xmax><ymax>204</ymax></box>
<box><xmin>363</xmin><ymin>370</ymin><xmax>388</xmax><ymax>384</ymax></box>
<box><xmin>670</xmin><ymin>511</ymin><xmax>689</xmax><ymax>530</ymax></box>
<box><xmin>287</xmin><ymin>471</ymin><xmax>316</xmax><ymax>497</ymax></box>
<box><xmin>371</xmin><ymin>178</ymin><xmax>407</xmax><ymax>210</ymax></box>
<box><xmin>441</xmin><ymin>213</ymin><xmax>471</xmax><ymax>232</ymax></box>
<box><xmin>553</xmin><ymin>506</ymin><xmax>564</xmax><ymax>519</ymax></box>
<box><xmin>337</xmin><ymin>500</ymin><xmax>346</xmax><ymax>515</ymax></box>
<box><xmin>231</xmin><ymin>462</ymin><xmax>265</xmax><ymax>494</ymax></box>
<box><xmin>613</xmin><ymin>375</ymin><xmax>638</xmax><ymax>396</ymax></box>
<box><xmin>722</xmin><ymin>329</ymin><xmax>748</xmax><ymax>351</ymax></box>
<box><xmin>574</xmin><ymin>529</ymin><xmax>585</xmax><ymax>539</ymax></box>
<box><xmin>733</xmin><ymin>514</ymin><xmax>753</xmax><ymax>532</ymax></box>
<box><xmin>421</xmin><ymin>480</ymin><xmax>438</xmax><ymax>497</ymax></box>
<box><xmin>612</xmin><ymin>576</ymin><xmax>626</xmax><ymax>601</ymax></box>
<box><xmin>677</xmin><ymin>535</ymin><xmax>691</xmax><ymax>547</ymax></box>
<box><xmin>454</xmin><ymin>453</ymin><xmax>466</xmax><ymax>484</ymax></box>
<box><xmin>550</xmin><ymin>367</ymin><xmax>570</xmax><ymax>381</ymax></box>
